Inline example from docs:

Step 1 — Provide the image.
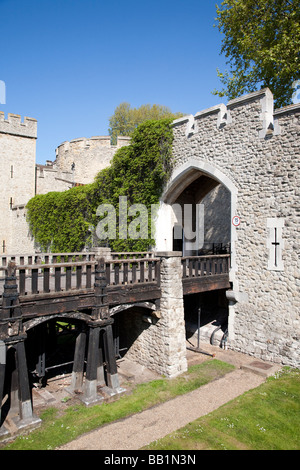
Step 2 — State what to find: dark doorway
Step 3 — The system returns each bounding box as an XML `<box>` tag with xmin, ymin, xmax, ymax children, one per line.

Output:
<box><xmin>184</xmin><ymin>290</ymin><xmax>229</xmax><ymax>347</ymax></box>
<box><xmin>25</xmin><ymin>319</ymin><xmax>85</xmax><ymax>386</ymax></box>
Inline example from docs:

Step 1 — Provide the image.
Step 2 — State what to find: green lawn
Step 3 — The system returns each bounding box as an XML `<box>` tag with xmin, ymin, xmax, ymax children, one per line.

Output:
<box><xmin>2</xmin><ymin>359</ymin><xmax>233</xmax><ymax>450</ymax></box>
<box><xmin>144</xmin><ymin>367</ymin><xmax>300</xmax><ymax>450</ymax></box>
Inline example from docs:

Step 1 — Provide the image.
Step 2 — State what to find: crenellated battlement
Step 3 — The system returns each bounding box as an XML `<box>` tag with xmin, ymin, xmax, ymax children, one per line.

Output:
<box><xmin>0</xmin><ymin>111</ymin><xmax>37</xmax><ymax>138</ymax></box>
<box><xmin>172</xmin><ymin>88</ymin><xmax>300</xmax><ymax>140</ymax></box>
<box><xmin>51</xmin><ymin>134</ymin><xmax>131</xmax><ymax>185</ymax></box>
<box><xmin>55</xmin><ymin>135</ymin><xmax>130</xmax><ymax>157</ymax></box>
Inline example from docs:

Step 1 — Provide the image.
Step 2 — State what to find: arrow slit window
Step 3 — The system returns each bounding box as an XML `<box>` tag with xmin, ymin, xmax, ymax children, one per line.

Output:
<box><xmin>267</xmin><ymin>218</ymin><xmax>284</xmax><ymax>271</ymax></box>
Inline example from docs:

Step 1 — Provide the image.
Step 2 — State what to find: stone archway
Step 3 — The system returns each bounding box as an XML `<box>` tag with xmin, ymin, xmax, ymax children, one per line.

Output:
<box><xmin>155</xmin><ymin>158</ymin><xmax>238</xmax><ymax>284</ymax></box>
<box><xmin>154</xmin><ymin>159</ymin><xmax>238</xmax><ymax>343</ymax></box>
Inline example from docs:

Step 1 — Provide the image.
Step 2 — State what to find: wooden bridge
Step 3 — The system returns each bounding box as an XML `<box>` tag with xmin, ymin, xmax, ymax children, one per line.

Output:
<box><xmin>0</xmin><ymin>251</ymin><xmax>230</xmax><ymax>437</ymax></box>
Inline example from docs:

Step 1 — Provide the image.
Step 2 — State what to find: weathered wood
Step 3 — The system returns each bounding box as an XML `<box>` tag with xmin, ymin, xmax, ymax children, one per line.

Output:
<box><xmin>1</xmin><ymin>253</ymin><xmax>229</xmax><ymax>319</ymax></box>
<box><xmin>182</xmin><ymin>274</ymin><xmax>231</xmax><ymax>295</ymax></box>
<box><xmin>15</xmin><ymin>339</ymin><xmax>34</xmax><ymax>420</ymax></box>
<box><xmin>0</xmin><ymin>251</ymin><xmax>231</xmax><ymax>434</ymax></box>
<box><xmin>0</xmin><ymin>341</ymin><xmax>6</xmax><ymax>426</ymax></box>
<box><xmin>102</xmin><ymin>323</ymin><xmax>120</xmax><ymax>389</ymax></box>
<box><xmin>107</xmin><ymin>283</ymin><xmax>161</xmax><ymax>306</ymax></box>
<box><xmin>68</xmin><ymin>327</ymin><xmax>87</xmax><ymax>393</ymax></box>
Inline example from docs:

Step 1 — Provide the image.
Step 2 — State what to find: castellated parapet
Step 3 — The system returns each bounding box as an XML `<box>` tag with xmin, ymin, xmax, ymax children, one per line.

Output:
<box><xmin>0</xmin><ymin>112</ymin><xmax>37</xmax><ymax>139</ymax></box>
<box><xmin>39</xmin><ymin>135</ymin><xmax>131</xmax><ymax>189</ymax></box>
<box><xmin>167</xmin><ymin>87</ymin><xmax>300</xmax><ymax>367</ymax></box>
<box><xmin>36</xmin><ymin>135</ymin><xmax>130</xmax><ymax>194</ymax></box>
<box><xmin>0</xmin><ymin>113</ymin><xmax>37</xmax><ymax>255</ymax></box>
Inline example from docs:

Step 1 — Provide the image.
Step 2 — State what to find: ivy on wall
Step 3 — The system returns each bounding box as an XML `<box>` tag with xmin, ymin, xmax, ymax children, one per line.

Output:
<box><xmin>26</xmin><ymin>184</ymin><xmax>95</xmax><ymax>253</ymax></box>
<box><xmin>26</xmin><ymin>119</ymin><xmax>174</xmax><ymax>253</ymax></box>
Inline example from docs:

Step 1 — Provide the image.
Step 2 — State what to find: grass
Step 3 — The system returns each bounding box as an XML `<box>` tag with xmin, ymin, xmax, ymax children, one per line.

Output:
<box><xmin>1</xmin><ymin>359</ymin><xmax>233</xmax><ymax>450</ymax></box>
<box><xmin>144</xmin><ymin>367</ymin><xmax>300</xmax><ymax>451</ymax></box>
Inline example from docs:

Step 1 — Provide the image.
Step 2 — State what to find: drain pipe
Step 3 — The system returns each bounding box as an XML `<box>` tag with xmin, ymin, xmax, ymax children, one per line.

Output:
<box><xmin>210</xmin><ymin>325</ymin><xmax>229</xmax><ymax>349</ymax></box>
<box><xmin>210</xmin><ymin>325</ymin><xmax>223</xmax><ymax>346</ymax></box>
<box><xmin>187</xmin><ymin>307</ymin><xmax>215</xmax><ymax>358</ymax></box>
<box><xmin>221</xmin><ymin>327</ymin><xmax>229</xmax><ymax>350</ymax></box>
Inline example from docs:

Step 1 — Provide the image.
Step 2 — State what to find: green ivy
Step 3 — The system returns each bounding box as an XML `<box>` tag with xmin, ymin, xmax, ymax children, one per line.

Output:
<box><xmin>26</xmin><ymin>119</ymin><xmax>174</xmax><ymax>253</ymax></box>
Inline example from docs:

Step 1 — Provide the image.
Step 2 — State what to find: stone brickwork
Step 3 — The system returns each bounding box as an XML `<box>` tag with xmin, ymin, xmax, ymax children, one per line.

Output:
<box><xmin>123</xmin><ymin>253</ymin><xmax>187</xmax><ymax>378</ymax></box>
<box><xmin>1</xmin><ymin>88</ymin><xmax>299</xmax><ymax>370</ymax></box>
<box><xmin>36</xmin><ymin>135</ymin><xmax>131</xmax><ymax>193</ymax></box>
<box><xmin>158</xmin><ymin>88</ymin><xmax>299</xmax><ymax>367</ymax></box>
<box><xmin>0</xmin><ymin>113</ymin><xmax>37</xmax><ymax>254</ymax></box>
<box><xmin>0</xmin><ymin>115</ymin><xmax>130</xmax><ymax>252</ymax></box>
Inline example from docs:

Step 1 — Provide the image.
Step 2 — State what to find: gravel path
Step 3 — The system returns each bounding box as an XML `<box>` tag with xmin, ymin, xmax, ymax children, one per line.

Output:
<box><xmin>58</xmin><ymin>367</ymin><xmax>265</xmax><ymax>451</ymax></box>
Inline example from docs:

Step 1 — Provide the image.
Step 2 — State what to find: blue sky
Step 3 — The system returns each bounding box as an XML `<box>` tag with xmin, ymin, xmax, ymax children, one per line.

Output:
<box><xmin>0</xmin><ymin>0</ymin><xmax>228</xmax><ymax>164</ymax></box>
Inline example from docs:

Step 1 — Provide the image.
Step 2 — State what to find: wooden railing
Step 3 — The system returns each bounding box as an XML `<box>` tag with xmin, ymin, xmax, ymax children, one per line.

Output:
<box><xmin>0</xmin><ymin>252</ymin><xmax>229</xmax><ymax>298</ymax></box>
<box><xmin>182</xmin><ymin>254</ymin><xmax>230</xmax><ymax>278</ymax></box>
<box><xmin>0</xmin><ymin>253</ymin><xmax>97</xmax><ymax>296</ymax></box>
<box><xmin>110</xmin><ymin>252</ymin><xmax>156</xmax><ymax>260</ymax></box>
<box><xmin>105</xmin><ymin>257</ymin><xmax>160</xmax><ymax>286</ymax></box>
<box><xmin>0</xmin><ymin>252</ymin><xmax>161</xmax><ymax>297</ymax></box>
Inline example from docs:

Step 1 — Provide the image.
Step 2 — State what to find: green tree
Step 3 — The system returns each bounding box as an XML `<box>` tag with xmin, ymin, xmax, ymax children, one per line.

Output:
<box><xmin>108</xmin><ymin>102</ymin><xmax>182</xmax><ymax>144</ymax></box>
<box><xmin>213</xmin><ymin>0</ymin><xmax>300</xmax><ymax>107</ymax></box>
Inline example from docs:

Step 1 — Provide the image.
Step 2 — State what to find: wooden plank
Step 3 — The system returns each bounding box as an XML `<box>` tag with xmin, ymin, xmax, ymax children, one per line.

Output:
<box><xmin>140</xmin><ymin>261</ymin><xmax>144</xmax><ymax>283</ymax></box>
<box><xmin>86</xmin><ymin>264</ymin><xmax>92</xmax><ymax>288</ymax></box>
<box><xmin>182</xmin><ymin>275</ymin><xmax>230</xmax><ymax>295</ymax></box>
<box><xmin>19</xmin><ymin>269</ymin><xmax>26</xmax><ymax>295</ymax></box>
<box><xmin>43</xmin><ymin>267</ymin><xmax>50</xmax><ymax>293</ymax></box>
<box><xmin>132</xmin><ymin>262</ymin><xmax>137</xmax><ymax>283</ymax></box>
<box><xmin>19</xmin><ymin>292</ymin><xmax>95</xmax><ymax>317</ymax></box>
<box><xmin>76</xmin><ymin>265</ymin><xmax>82</xmax><ymax>290</ymax></box>
<box><xmin>66</xmin><ymin>266</ymin><xmax>72</xmax><ymax>290</ymax></box>
<box><xmin>32</xmin><ymin>268</ymin><xmax>39</xmax><ymax>294</ymax></box>
<box><xmin>106</xmin><ymin>283</ymin><xmax>161</xmax><ymax>305</ymax></box>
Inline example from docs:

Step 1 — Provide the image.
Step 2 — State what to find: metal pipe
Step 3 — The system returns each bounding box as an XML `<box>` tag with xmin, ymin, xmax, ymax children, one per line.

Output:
<box><xmin>186</xmin><ymin>307</ymin><xmax>215</xmax><ymax>357</ymax></box>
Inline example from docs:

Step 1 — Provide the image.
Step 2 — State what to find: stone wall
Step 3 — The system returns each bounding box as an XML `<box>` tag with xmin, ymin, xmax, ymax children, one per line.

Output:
<box><xmin>0</xmin><ymin>113</ymin><xmax>37</xmax><ymax>254</ymax></box>
<box><xmin>0</xmin><ymin>116</ymin><xmax>130</xmax><ymax>253</ymax></box>
<box><xmin>36</xmin><ymin>135</ymin><xmax>131</xmax><ymax>194</ymax></box>
<box><xmin>201</xmin><ymin>184</ymin><xmax>231</xmax><ymax>248</ymax></box>
<box><xmin>54</xmin><ymin>135</ymin><xmax>130</xmax><ymax>186</ymax></box>
<box><xmin>165</xmin><ymin>88</ymin><xmax>299</xmax><ymax>367</ymax></box>
<box><xmin>121</xmin><ymin>253</ymin><xmax>187</xmax><ymax>378</ymax></box>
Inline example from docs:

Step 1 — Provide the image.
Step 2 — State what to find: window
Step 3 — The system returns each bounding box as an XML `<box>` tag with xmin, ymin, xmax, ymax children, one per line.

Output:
<box><xmin>267</xmin><ymin>218</ymin><xmax>284</xmax><ymax>271</ymax></box>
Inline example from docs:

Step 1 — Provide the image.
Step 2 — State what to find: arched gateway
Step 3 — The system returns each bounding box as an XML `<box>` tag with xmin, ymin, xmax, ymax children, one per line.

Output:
<box><xmin>0</xmin><ymin>88</ymin><xmax>299</xmax><ymax>439</ymax></box>
<box><xmin>155</xmin><ymin>88</ymin><xmax>299</xmax><ymax>371</ymax></box>
<box><xmin>154</xmin><ymin>158</ymin><xmax>238</xmax><ymax>345</ymax></box>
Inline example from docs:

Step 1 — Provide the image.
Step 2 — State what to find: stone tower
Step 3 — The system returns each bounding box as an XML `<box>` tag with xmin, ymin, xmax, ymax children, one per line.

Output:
<box><xmin>0</xmin><ymin>112</ymin><xmax>37</xmax><ymax>254</ymax></box>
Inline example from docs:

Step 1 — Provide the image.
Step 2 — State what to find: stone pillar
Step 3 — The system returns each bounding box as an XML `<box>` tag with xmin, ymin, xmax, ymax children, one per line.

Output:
<box><xmin>91</xmin><ymin>247</ymin><xmax>112</xmax><ymax>261</ymax></box>
<box><xmin>155</xmin><ymin>252</ymin><xmax>187</xmax><ymax>378</ymax></box>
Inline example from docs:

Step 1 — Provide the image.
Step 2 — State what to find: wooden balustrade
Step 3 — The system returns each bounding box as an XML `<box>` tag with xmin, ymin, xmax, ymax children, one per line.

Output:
<box><xmin>0</xmin><ymin>253</ymin><xmax>97</xmax><ymax>296</ymax></box>
<box><xmin>0</xmin><ymin>252</ymin><xmax>229</xmax><ymax>298</ymax></box>
<box><xmin>0</xmin><ymin>253</ymin><xmax>161</xmax><ymax>297</ymax></box>
<box><xmin>105</xmin><ymin>258</ymin><xmax>161</xmax><ymax>286</ymax></box>
<box><xmin>110</xmin><ymin>252</ymin><xmax>155</xmax><ymax>260</ymax></box>
<box><xmin>182</xmin><ymin>254</ymin><xmax>230</xmax><ymax>278</ymax></box>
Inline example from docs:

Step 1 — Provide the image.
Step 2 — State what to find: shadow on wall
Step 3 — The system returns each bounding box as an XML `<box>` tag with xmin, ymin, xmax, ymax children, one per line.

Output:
<box><xmin>184</xmin><ymin>290</ymin><xmax>229</xmax><ymax>347</ymax></box>
<box><xmin>112</xmin><ymin>307</ymin><xmax>153</xmax><ymax>359</ymax></box>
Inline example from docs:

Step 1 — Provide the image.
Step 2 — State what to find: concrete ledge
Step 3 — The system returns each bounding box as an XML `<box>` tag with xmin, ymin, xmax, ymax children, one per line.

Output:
<box><xmin>154</xmin><ymin>251</ymin><xmax>182</xmax><ymax>257</ymax></box>
<box><xmin>240</xmin><ymin>360</ymin><xmax>282</xmax><ymax>378</ymax></box>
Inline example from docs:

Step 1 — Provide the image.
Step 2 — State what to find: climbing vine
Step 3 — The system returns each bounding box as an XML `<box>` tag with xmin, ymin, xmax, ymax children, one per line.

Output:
<box><xmin>26</xmin><ymin>119</ymin><xmax>174</xmax><ymax>253</ymax></box>
<box><xmin>26</xmin><ymin>184</ymin><xmax>95</xmax><ymax>253</ymax></box>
